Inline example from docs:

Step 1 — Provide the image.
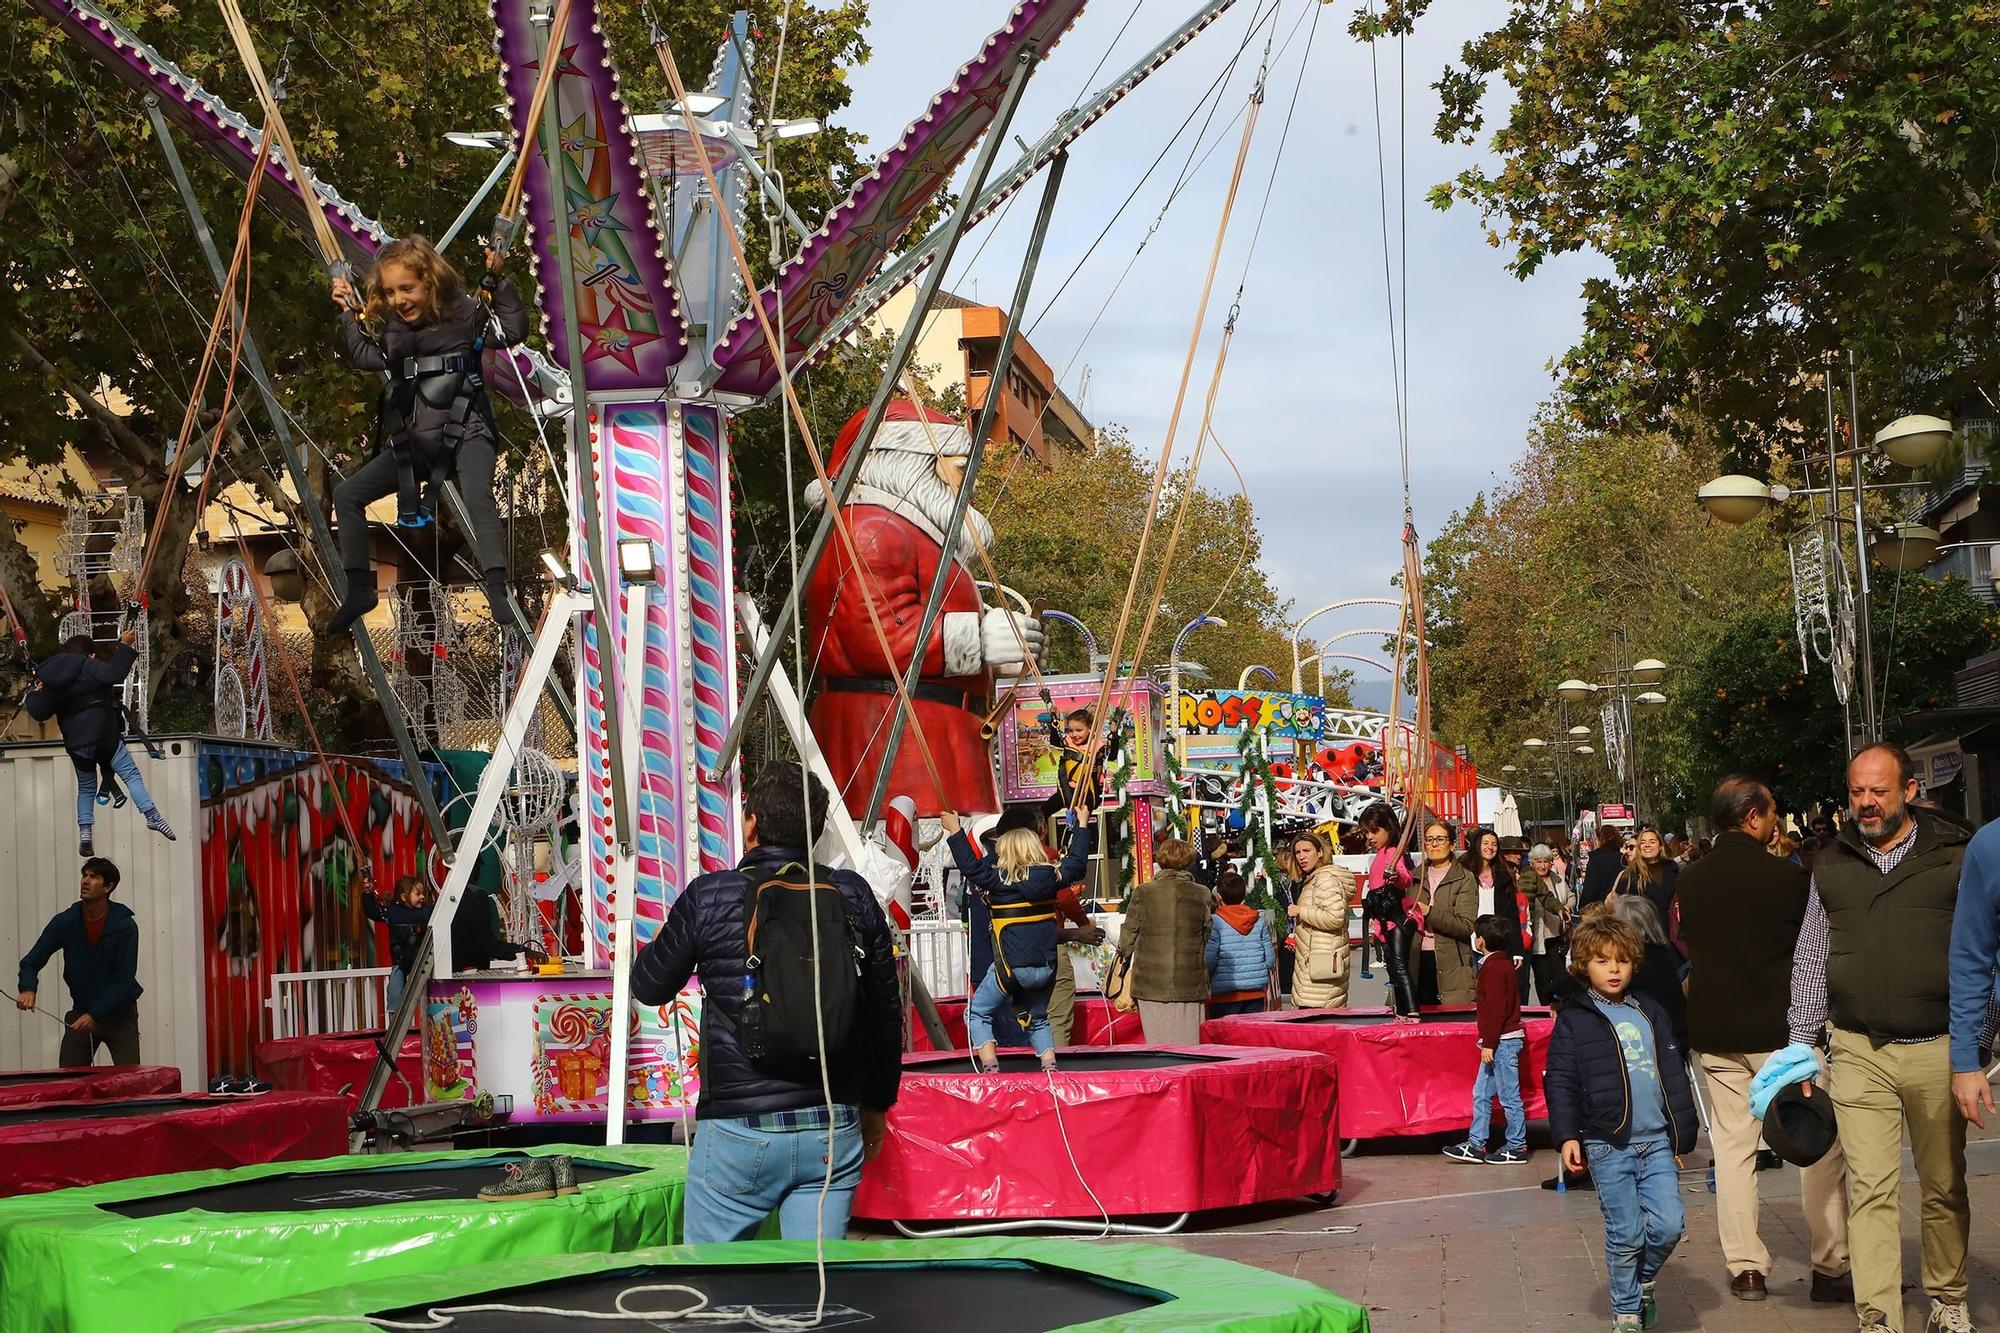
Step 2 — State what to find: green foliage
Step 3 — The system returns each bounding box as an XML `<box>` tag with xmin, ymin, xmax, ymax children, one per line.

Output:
<box><xmin>1413</xmin><ymin>0</ymin><xmax>2000</xmax><ymax>470</ymax></box>
<box><xmin>978</xmin><ymin>429</ymin><xmax>1337</xmax><ymax>702</ymax></box>
<box><xmin>1420</xmin><ymin>408</ymin><xmax>1788</xmax><ymax>821</ymax></box>
<box><xmin>1687</xmin><ymin>574</ymin><xmax>2000</xmax><ymax>809</ymax></box>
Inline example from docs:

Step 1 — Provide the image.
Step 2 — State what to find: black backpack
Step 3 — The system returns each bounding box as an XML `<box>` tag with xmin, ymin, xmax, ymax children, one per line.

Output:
<box><xmin>739</xmin><ymin>862</ymin><xmax>865</xmax><ymax>1082</ymax></box>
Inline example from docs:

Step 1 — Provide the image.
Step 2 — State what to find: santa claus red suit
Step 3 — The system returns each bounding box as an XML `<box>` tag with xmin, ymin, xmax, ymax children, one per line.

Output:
<box><xmin>804</xmin><ymin>400</ymin><xmax>1041</xmax><ymax>818</ymax></box>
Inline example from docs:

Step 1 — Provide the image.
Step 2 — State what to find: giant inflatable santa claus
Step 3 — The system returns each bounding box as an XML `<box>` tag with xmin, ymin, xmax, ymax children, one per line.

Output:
<box><xmin>805</xmin><ymin>399</ymin><xmax>1042</xmax><ymax>818</ymax></box>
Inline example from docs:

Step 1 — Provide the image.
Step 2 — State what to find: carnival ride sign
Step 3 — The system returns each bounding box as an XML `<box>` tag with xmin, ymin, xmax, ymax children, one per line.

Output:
<box><xmin>998</xmin><ymin>674</ymin><xmax>1165</xmax><ymax>802</ymax></box>
<box><xmin>1173</xmin><ymin>689</ymin><xmax>1327</xmax><ymax>762</ymax></box>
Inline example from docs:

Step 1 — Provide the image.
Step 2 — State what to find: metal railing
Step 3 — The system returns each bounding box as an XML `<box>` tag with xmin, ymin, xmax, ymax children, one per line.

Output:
<box><xmin>907</xmin><ymin>919</ymin><xmax>969</xmax><ymax>1000</ymax></box>
<box><xmin>265</xmin><ymin>967</ymin><xmax>396</xmax><ymax>1039</ymax></box>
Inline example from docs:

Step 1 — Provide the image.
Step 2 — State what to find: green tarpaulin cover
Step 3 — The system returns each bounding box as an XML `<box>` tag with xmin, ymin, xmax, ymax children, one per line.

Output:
<box><xmin>0</xmin><ymin>1144</ymin><xmax>686</xmax><ymax>1333</ymax></box>
<box><xmin>174</xmin><ymin>1238</ymin><xmax>1370</xmax><ymax>1332</ymax></box>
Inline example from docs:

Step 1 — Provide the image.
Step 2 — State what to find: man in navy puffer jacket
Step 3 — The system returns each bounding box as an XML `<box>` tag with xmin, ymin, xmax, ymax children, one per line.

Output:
<box><xmin>630</xmin><ymin>764</ymin><xmax>901</xmax><ymax>1243</ymax></box>
<box><xmin>1547</xmin><ymin>911</ymin><xmax>1698</xmax><ymax>1333</ymax></box>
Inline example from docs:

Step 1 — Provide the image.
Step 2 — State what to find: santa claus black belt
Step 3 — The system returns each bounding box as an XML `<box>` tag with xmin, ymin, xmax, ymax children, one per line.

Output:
<box><xmin>823</xmin><ymin>676</ymin><xmax>984</xmax><ymax>713</ymax></box>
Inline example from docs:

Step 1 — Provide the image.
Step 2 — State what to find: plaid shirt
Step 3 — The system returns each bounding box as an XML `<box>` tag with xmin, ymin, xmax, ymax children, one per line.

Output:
<box><xmin>1787</xmin><ymin>821</ymin><xmax>1929</xmax><ymax>1047</ymax></box>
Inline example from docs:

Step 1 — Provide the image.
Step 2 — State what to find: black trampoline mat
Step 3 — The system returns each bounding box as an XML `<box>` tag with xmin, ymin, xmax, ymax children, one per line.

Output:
<box><xmin>0</xmin><ymin>1070</ymin><xmax>88</xmax><ymax>1085</ymax></box>
<box><xmin>108</xmin><ymin>1157</ymin><xmax>644</xmax><ymax>1218</ymax></box>
<box><xmin>0</xmin><ymin>1095</ymin><xmax>211</xmax><ymax>1125</ymax></box>
<box><xmin>924</xmin><ymin>1051</ymin><xmax>1226</xmax><ymax>1074</ymax></box>
<box><xmin>373</xmin><ymin>1261</ymin><xmax>1162</xmax><ymax>1331</ymax></box>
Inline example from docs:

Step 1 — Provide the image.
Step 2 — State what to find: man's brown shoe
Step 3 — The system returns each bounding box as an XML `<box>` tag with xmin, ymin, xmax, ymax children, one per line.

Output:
<box><xmin>1811</xmin><ymin>1270</ymin><xmax>1855</xmax><ymax>1304</ymax></box>
<box><xmin>1729</xmin><ymin>1271</ymin><xmax>1769</xmax><ymax>1301</ymax></box>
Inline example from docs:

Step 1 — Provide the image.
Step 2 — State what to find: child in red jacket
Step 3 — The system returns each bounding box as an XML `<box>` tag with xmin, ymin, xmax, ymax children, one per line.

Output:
<box><xmin>1443</xmin><ymin>914</ymin><xmax>1527</xmax><ymax>1164</ymax></box>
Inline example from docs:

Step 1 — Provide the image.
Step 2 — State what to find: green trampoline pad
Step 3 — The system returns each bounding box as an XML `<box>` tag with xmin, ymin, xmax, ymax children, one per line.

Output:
<box><xmin>176</xmin><ymin>1238</ymin><xmax>1370</xmax><ymax>1332</ymax></box>
<box><xmin>0</xmin><ymin>1145</ymin><xmax>687</xmax><ymax>1333</ymax></box>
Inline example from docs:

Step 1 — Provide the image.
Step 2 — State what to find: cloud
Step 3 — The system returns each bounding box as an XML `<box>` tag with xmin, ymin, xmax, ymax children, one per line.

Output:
<box><xmin>835</xmin><ymin>0</ymin><xmax>1611</xmax><ymax>627</ymax></box>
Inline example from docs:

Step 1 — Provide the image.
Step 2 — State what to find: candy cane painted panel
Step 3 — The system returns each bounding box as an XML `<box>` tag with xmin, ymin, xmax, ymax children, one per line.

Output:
<box><xmin>491</xmin><ymin>0</ymin><xmax>687</xmax><ymax>388</ymax></box>
<box><xmin>681</xmin><ymin>403</ymin><xmax>739</xmax><ymax>877</ymax></box>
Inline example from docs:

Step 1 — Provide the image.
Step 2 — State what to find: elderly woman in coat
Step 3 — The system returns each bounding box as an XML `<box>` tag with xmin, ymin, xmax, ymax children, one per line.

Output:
<box><xmin>1288</xmin><ymin>828</ymin><xmax>1357</xmax><ymax>1009</ymax></box>
<box><xmin>1117</xmin><ymin>837</ymin><xmax>1213</xmax><ymax>1044</ymax></box>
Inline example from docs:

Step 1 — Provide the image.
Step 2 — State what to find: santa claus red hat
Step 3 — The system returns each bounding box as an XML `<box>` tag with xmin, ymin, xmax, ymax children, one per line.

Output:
<box><xmin>828</xmin><ymin>399</ymin><xmax>972</xmax><ymax>478</ymax></box>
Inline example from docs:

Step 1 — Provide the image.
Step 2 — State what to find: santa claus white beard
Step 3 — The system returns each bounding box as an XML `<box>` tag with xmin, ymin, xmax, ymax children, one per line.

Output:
<box><xmin>805</xmin><ymin>449</ymin><xmax>996</xmax><ymax>558</ymax></box>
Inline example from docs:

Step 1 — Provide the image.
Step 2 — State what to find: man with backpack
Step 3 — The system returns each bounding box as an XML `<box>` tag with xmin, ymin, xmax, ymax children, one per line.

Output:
<box><xmin>631</xmin><ymin>763</ymin><xmax>902</xmax><ymax>1243</ymax></box>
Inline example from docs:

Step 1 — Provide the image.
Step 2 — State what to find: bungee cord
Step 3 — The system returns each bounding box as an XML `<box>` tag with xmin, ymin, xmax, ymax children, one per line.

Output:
<box><xmin>1079</xmin><ymin>31</ymin><xmax>1273</xmax><ymax>801</ymax></box>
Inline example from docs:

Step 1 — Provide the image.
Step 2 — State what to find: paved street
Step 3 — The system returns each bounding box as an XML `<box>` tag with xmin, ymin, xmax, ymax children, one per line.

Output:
<box><xmin>1162</xmin><ymin>1122</ymin><xmax>2000</xmax><ymax>1331</ymax></box>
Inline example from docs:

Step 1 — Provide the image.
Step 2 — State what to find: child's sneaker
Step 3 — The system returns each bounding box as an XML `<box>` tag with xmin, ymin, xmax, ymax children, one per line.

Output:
<box><xmin>144</xmin><ymin>809</ymin><xmax>176</xmax><ymax>841</ymax></box>
<box><xmin>1487</xmin><ymin>1148</ymin><xmax>1529</xmax><ymax>1165</ymax></box>
<box><xmin>78</xmin><ymin>827</ymin><xmax>93</xmax><ymax>858</ymax></box>
<box><xmin>1641</xmin><ymin>1283</ymin><xmax>1659</xmax><ymax>1329</ymax></box>
<box><xmin>477</xmin><ymin>1158</ymin><xmax>557</xmax><ymax>1202</ymax></box>
<box><xmin>1441</xmin><ymin>1142</ymin><xmax>1486</xmax><ymax>1164</ymax></box>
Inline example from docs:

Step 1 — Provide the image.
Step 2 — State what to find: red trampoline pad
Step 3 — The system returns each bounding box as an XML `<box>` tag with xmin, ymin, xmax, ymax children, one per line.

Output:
<box><xmin>0</xmin><ymin>1091</ymin><xmax>349</xmax><ymax>1197</ymax></box>
<box><xmin>1199</xmin><ymin>1006</ymin><xmax>1556</xmax><ymax>1140</ymax></box>
<box><xmin>256</xmin><ymin>1030</ymin><xmax>426</xmax><ymax>1112</ymax></box>
<box><xmin>0</xmin><ymin>1065</ymin><xmax>180</xmax><ymax>1109</ymax></box>
<box><xmin>907</xmin><ymin>995</ymin><xmax>1142</xmax><ymax>1052</ymax></box>
<box><xmin>855</xmin><ymin>1044</ymin><xmax>1338</xmax><ymax>1222</ymax></box>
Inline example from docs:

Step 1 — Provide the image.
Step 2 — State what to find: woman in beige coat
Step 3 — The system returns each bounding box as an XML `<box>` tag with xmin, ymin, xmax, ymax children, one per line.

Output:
<box><xmin>1288</xmin><ymin>828</ymin><xmax>1356</xmax><ymax>1009</ymax></box>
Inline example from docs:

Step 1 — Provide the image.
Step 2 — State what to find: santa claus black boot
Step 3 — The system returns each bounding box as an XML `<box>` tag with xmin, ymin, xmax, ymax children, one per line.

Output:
<box><xmin>325</xmin><ymin>569</ymin><xmax>378</xmax><ymax>636</ymax></box>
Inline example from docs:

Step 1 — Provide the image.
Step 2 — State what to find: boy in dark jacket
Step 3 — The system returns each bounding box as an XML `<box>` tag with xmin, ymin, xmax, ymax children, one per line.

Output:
<box><xmin>15</xmin><ymin>857</ymin><xmax>143</xmax><ymax>1065</ymax></box>
<box><xmin>629</xmin><ymin>764</ymin><xmax>901</xmax><ymax>1244</ymax></box>
<box><xmin>1446</xmin><ymin>914</ymin><xmax>1528</xmax><ymax>1164</ymax></box>
<box><xmin>1547</xmin><ymin>913</ymin><xmax>1698</xmax><ymax>1333</ymax></box>
<box><xmin>29</xmin><ymin>630</ymin><xmax>175</xmax><ymax>856</ymax></box>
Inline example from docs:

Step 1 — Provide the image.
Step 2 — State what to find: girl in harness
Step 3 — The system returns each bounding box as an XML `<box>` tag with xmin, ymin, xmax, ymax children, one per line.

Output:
<box><xmin>324</xmin><ymin>237</ymin><xmax>530</xmax><ymax>634</ymax></box>
<box><xmin>941</xmin><ymin>809</ymin><xmax>1094</xmax><ymax>1073</ymax></box>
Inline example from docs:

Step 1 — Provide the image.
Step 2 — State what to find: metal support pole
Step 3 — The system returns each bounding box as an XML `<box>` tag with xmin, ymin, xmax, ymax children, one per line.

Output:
<box><xmin>532</xmin><ymin>1</ymin><xmax>636</xmax><ymax>851</ymax></box>
<box><xmin>712</xmin><ymin>45</ymin><xmax>1045</xmax><ymax>781</ymax></box>
<box><xmin>140</xmin><ymin>95</ymin><xmax>452</xmax><ymax>849</ymax></box>
<box><xmin>1846</xmin><ymin>350</ymin><xmax>1880</xmax><ymax>745</ymax></box>
<box><xmin>715</xmin><ymin>123</ymin><xmax>814</xmax><ymax>243</ymax></box>
<box><xmin>438</xmin><ymin>147</ymin><xmax>519</xmax><ymax>255</ymax></box>
<box><xmin>858</xmin><ymin>150</ymin><xmax>1069</xmax><ymax>830</ymax></box>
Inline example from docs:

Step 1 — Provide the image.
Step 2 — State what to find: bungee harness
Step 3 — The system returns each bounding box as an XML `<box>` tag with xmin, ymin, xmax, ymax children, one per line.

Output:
<box><xmin>986</xmin><ymin>896</ymin><xmax>1060</xmax><ymax>1031</ymax></box>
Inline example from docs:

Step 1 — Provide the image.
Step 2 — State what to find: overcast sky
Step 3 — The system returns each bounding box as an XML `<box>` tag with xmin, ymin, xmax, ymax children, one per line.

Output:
<box><xmin>832</xmin><ymin>0</ymin><xmax>1609</xmax><ymax>686</ymax></box>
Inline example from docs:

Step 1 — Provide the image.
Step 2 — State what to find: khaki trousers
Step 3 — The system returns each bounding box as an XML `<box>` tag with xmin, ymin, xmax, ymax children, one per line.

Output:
<box><xmin>1827</xmin><ymin>1029</ymin><xmax>1969</xmax><ymax>1328</ymax></box>
<box><xmin>1049</xmin><ymin>948</ymin><xmax>1077</xmax><ymax>1047</ymax></box>
<box><xmin>1136</xmin><ymin>1000</ymin><xmax>1204</xmax><ymax>1046</ymax></box>
<box><xmin>1697</xmin><ymin>1050</ymin><xmax>1849</xmax><ymax>1279</ymax></box>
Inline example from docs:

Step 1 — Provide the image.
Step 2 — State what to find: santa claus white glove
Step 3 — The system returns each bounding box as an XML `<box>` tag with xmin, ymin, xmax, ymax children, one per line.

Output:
<box><xmin>980</xmin><ymin>607</ymin><xmax>1043</xmax><ymax>669</ymax></box>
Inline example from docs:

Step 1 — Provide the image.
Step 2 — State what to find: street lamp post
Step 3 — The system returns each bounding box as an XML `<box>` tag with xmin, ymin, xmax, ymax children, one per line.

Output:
<box><xmin>1169</xmin><ymin>615</ymin><xmax>1227</xmax><ymax>752</ymax></box>
<box><xmin>1555</xmin><ymin>639</ymin><xmax>1669</xmax><ymax>820</ymax></box>
<box><xmin>1699</xmin><ymin>358</ymin><xmax>1951</xmax><ymax>743</ymax></box>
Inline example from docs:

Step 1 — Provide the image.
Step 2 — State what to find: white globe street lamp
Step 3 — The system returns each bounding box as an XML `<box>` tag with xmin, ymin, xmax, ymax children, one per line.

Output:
<box><xmin>1698</xmin><ymin>475</ymin><xmax>1774</xmax><ymax>525</ymax></box>
<box><xmin>1631</xmin><ymin>658</ymin><xmax>1667</xmax><ymax>686</ymax></box>
<box><xmin>1870</xmin><ymin>522</ymin><xmax>1941</xmax><ymax>572</ymax></box>
<box><xmin>1556</xmin><ymin>678</ymin><xmax>1596</xmax><ymax>703</ymax></box>
<box><xmin>1634</xmin><ymin>690</ymin><xmax>1667</xmax><ymax>711</ymax></box>
<box><xmin>1873</xmin><ymin>414</ymin><xmax>1953</xmax><ymax>469</ymax></box>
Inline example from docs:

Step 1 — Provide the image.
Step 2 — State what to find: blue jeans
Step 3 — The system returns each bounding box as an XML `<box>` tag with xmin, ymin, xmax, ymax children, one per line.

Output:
<box><xmin>1209</xmin><ymin>997</ymin><xmax>1266</xmax><ymax>1017</ymax></box>
<box><xmin>685</xmin><ymin>1108</ymin><xmax>865</xmax><ymax>1243</ymax></box>
<box><xmin>966</xmin><ymin>963</ymin><xmax>1055</xmax><ymax>1056</ymax></box>
<box><xmin>74</xmin><ymin>743</ymin><xmax>156</xmax><ymax>827</ymax></box>
<box><xmin>385</xmin><ymin>967</ymin><xmax>407</xmax><ymax>1018</ymax></box>
<box><xmin>1469</xmin><ymin>1033</ymin><xmax>1526</xmax><ymax>1152</ymax></box>
<box><xmin>1588</xmin><ymin>1138</ymin><xmax>1685</xmax><ymax>1315</ymax></box>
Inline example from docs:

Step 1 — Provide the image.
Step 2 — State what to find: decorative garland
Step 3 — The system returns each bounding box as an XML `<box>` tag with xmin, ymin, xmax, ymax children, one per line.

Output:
<box><xmin>1235</xmin><ymin>722</ymin><xmax>1286</xmax><ymax>914</ymax></box>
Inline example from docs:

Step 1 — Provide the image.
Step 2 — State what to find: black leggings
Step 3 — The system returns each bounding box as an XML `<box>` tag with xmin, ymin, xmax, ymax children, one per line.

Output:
<box><xmin>1384</xmin><ymin>919</ymin><xmax>1420</xmax><ymax>1016</ymax></box>
<box><xmin>334</xmin><ymin>435</ymin><xmax>506</xmax><ymax>575</ymax></box>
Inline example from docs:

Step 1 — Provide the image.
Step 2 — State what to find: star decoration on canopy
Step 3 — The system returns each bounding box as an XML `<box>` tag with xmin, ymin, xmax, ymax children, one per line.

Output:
<box><xmin>582</xmin><ymin>305</ymin><xmax>663</xmax><ymax>373</ymax></box>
